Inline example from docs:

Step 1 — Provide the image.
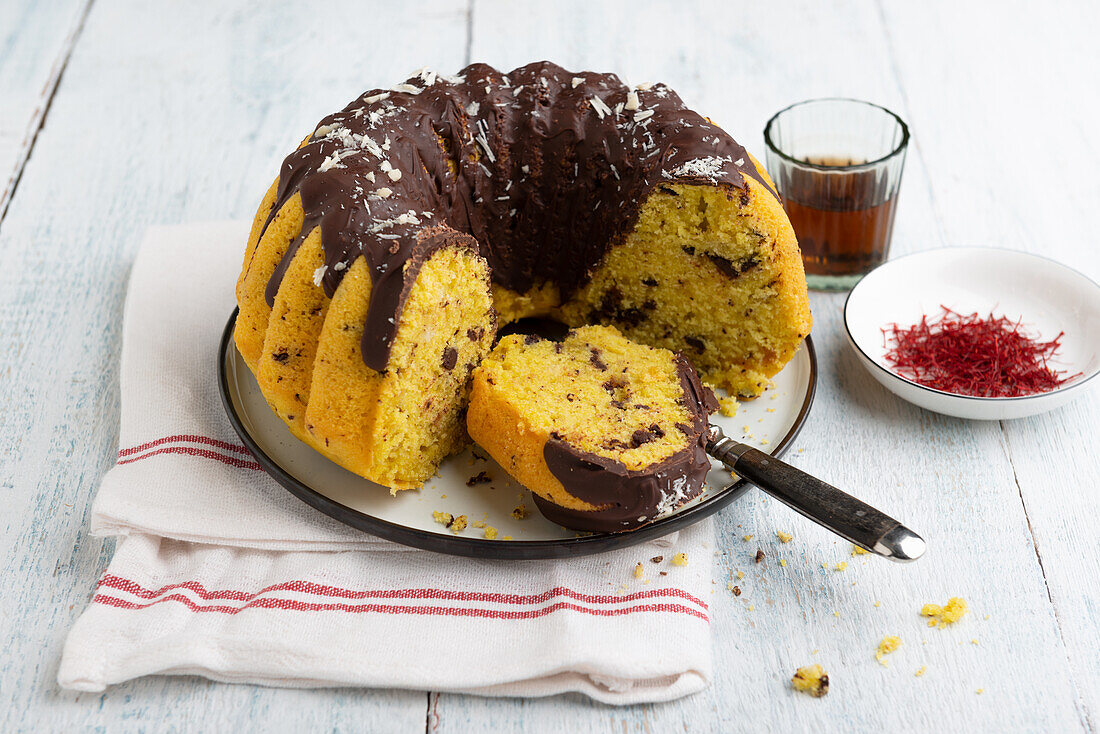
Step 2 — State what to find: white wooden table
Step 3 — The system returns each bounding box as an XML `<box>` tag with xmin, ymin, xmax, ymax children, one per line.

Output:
<box><xmin>2</xmin><ymin>0</ymin><xmax>1098</xmax><ymax>730</ymax></box>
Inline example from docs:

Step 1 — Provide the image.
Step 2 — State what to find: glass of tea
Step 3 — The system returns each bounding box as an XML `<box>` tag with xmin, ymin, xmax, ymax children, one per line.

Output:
<box><xmin>764</xmin><ymin>98</ymin><xmax>909</xmax><ymax>290</ymax></box>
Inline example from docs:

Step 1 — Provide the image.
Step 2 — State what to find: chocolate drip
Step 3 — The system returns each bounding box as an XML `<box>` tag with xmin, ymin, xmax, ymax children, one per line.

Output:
<box><xmin>537</xmin><ymin>355</ymin><xmax>718</xmax><ymax>532</ymax></box>
<box><xmin>259</xmin><ymin>62</ymin><xmax>776</xmax><ymax>372</ymax></box>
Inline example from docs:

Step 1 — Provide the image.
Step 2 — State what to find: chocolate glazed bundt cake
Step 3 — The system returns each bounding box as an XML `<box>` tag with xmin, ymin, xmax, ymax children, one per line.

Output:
<box><xmin>234</xmin><ymin>61</ymin><xmax>811</xmax><ymax>491</ymax></box>
<box><xmin>468</xmin><ymin>326</ymin><xmax>718</xmax><ymax>532</ymax></box>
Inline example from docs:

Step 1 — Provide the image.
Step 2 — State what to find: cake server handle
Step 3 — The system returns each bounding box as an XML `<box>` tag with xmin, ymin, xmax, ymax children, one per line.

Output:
<box><xmin>707</xmin><ymin>426</ymin><xmax>926</xmax><ymax>562</ymax></box>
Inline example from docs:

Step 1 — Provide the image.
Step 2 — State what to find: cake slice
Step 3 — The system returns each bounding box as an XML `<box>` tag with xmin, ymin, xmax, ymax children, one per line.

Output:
<box><xmin>466</xmin><ymin>325</ymin><xmax>718</xmax><ymax>532</ymax></box>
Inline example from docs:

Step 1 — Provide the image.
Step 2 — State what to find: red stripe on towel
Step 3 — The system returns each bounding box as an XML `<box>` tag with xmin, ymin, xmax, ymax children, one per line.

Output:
<box><xmin>92</xmin><ymin>592</ymin><xmax>709</xmax><ymax>622</ymax></box>
<box><xmin>116</xmin><ymin>446</ymin><xmax>263</xmax><ymax>471</ymax></box>
<box><xmin>118</xmin><ymin>434</ymin><xmax>253</xmax><ymax>457</ymax></box>
<box><xmin>98</xmin><ymin>575</ymin><xmax>708</xmax><ymax>611</ymax></box>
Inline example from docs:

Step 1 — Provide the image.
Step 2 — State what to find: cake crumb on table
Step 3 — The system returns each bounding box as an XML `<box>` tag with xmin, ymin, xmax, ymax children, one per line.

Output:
<box><xmin>791</xmin><ymin>664</ymin><xmax>829</xmax><ymax>697</ymax></box>
<box><xmin>432</xmin><ymin>511</ymin><xmax>453</xmax><ymax>526</ymax></box>
<box><xmin>915</xmin><ymin>666</ymin><xmax>927</xmax><ymax>677</ymax></box>
<box><xmin>671</xmin><ymin>552</ymin><xmax>688</xmax><ymax>566</ymax></box>
<box><xmin>921</xmin><ymin>597</ymin><xmax>969</xmax><ymax>627</ymax></box>
<box><xmin>651</xmin><ymin>555</ymin><xmax>663</xmax><ymax>563</ymax></box>
<box><xmin>450</xmin><ymin>515</ymin><xmax>468</xmax><ymax>533</ymax></box>
<box><xmin>755</xmin><ymin>549</ymin><xmax>765</xmax><ymax>563</ymax></box>
<box><xmin>743</xmin><ymin>534</ymin><xmax>754</xmax><ymax>542</ymax></box>
<box><xmin>483</xmin><ymin>526</ymin><xmax>498</xmax><ymax>540</ymax></box>
<box><xmin>834</xmin><ymin>561</ymin><xmax>847</xmax><ymax>571</ymax></box>
<box><xmin>779</xmin><ymin>559</ymin><xmax>788</xmax><ymax>567</ymax></box>
<box><xmin>777</xmin><ymin>531</ymin><xmax>793</xmax><ymax>543</ymax></box>
<box><xmin>736</xmin><ymin>570</ymin><xmax>745</xmax><ymax>580</ymax></box>
<box><xmin>875</xmin><ymin>635</ymin><xmax>902</xmax><ymax>666</ymax></box>
<box><xmin>634</xmin><ymin>562</ymin><xmax>645</xmax><ymax>579</ymax></box>
<box><xmin>511</xmin><ymin>504</ymin><xmax>529</xmax><ymax>519</ymax></box>
<box><xmin>852</xmin><ymin>545</ymin><xmax>870</xmax><ymax>556</ymax></box>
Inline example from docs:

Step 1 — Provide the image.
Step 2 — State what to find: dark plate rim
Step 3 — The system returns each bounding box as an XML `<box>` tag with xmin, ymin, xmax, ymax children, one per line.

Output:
<box><xmin>217</xmin><ymin>309</ymin><xmax>818</xmax><ymax>559</ymax></box>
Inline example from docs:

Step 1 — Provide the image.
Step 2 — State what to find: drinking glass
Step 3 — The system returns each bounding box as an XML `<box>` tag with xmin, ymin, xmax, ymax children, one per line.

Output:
<box><xmin>764</xmin><ymin>98</ymin><xmax>909</xmax><ymax>291</ymax></box>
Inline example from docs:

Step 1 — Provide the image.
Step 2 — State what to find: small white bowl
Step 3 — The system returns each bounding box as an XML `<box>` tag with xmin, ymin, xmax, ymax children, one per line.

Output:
<box><xmin>844</xmin><ymin>247</ymin><xmax>1100</xmax><ymax>420</ymax></box>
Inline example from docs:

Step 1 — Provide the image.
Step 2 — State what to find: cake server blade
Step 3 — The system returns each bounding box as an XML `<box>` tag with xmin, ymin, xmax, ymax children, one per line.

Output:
<box><xmin>706</xmin><ymin>425</ymin><xmax>926</xmax><ymax>561</ymax></box>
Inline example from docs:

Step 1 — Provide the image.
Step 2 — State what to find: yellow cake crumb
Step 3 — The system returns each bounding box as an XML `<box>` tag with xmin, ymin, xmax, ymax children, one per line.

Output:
<box><xmin>777</xmin><ymin>531</ymin><xmax>793</xmax><ymax>543</ymax></box>
<box><xmin>432</xmin><ymin>511</ymin><xmax>453</xmax><ymax>526</ymax></box>
<box><xmin>634</xmin><ymin>562</ymin><xmax>645</xmax><ymax>579</ymax></box>
<box><xmin>715</xmin><ymin>394</ymin><xmax>739</xmax><ymax>417</ymax></box>
<box><xmin>472</xmin><ymin>519</ymin><xmax>487</xmax><ymax>528</ymax></box>
<box><xmin>835</xmin><ymin>562</ymin><xmax>847</xmax><ymax>571</ymax></box>
<box><xmin>748</xmin><ymin>604</ymin><xmax>755</xmax><ymax>611</ymax></box>
<box><xmin>875</xmin><ymin>635</ymin><xmax>902</xmax><ymax>666</ymax></box>
<box><xmin>502</xmin><ymin>535</ymin><xmax>513</xmax><ymax>540</ymax></box>
<box><xmin>450</xmin><ymin>515</ymin><xmax>468</xmax><ymax>533</ymax></box>
<box><xmin>915</xmin><ymin>666</ymin><xmax>927</xmax><ymax>677</ymax></box>
<box><xmin>511</xmin><ymin>504</ymin><xmax>529</xmax><ymax>520</ymax></box>
<box><xmin>874</xmin><ymin>601</ymin><xmax>882</xmax><ymax>608</ymax></box>
<box><xmin>921</xmin><ymin>597</ymin><xmax>969</xmax><ymax>627</ymax></box>
<box><xmin>671</xmin><ymin>552</ymin><xmax>688</xmax><ymax>566</ymax></box>
<box><xmin>852</xmin><ymin>545</ymin><xmax>870</xmax><ymax>556</ymax></box>
<box><xmin>791</xmin><ymin>664</ymin><xmax>829</xmax><ymax>698</ymax></box>
<box><xmin>743</xmin><ymin>534</ymin><xmax>754</xmax><ymax>542</ymax></box>
<box><xmin>976</xmin><ymin>688</ymin><xmax>984</xmax><ymax>695</ymax></box>
<box><xmin>483</xmin><ymin>526</ymin><xmax>498</xmax><ymax>540</ymax></box>
<box><xmin>779</xmin><ymin>559</ymin><xmax>787</xmax><ymax>567</ymax></box>
<box><xmin>833</xmin><ymin>611</ymin><xmax>840</xmax><ymax>617</ymax></box>
<box><xmin>736</xmin><ymin>570</ymin><xmax>745</xmax><ymax>580</ymax></box>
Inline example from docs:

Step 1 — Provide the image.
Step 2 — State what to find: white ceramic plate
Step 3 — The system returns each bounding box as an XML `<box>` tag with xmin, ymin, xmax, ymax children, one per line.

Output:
<box><xmin>844</xmin><ymin>247</ymin><xmax>1100</xmax><ymax>420</ymax></box>
<box><xmin>218</xmin><ymin>311</ymin><xmax>817</xmax><ymax>558</ymax></box>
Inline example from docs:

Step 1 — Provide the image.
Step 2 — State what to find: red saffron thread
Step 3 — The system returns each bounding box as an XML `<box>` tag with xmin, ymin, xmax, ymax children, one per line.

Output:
<box><xmin>882</xmin><ymin>307</ymin><xmax>1081</xmax><ymax>397</ymax></box>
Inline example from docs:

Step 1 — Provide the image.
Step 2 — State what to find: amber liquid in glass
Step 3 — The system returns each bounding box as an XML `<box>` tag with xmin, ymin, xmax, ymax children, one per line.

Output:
<box><xmin>782</xmin><ymin>156</ymin><xmax>899</xmax><ymax>277</ymax></box>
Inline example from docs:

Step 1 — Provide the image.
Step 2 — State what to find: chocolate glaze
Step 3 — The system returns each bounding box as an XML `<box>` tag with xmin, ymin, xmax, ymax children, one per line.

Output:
<box><xmin>536</xmin><ymin>354</ymin><xmax>719</xmax><ymax>532</ymax></box>
<box><xmin>258</xmin><ymin>62</ymin><xmax>777</xmax><ymax>372</ymax></box>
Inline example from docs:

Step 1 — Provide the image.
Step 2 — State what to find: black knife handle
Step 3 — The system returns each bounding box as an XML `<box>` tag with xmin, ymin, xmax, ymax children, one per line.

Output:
<box><xmin>708</xmin><ymin>429</ymin><xmax>925</xmax><ymax>561</ymax></box>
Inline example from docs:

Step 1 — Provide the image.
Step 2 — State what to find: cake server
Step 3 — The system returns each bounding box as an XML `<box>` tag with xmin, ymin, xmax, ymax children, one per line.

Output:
<box><xmin>707</xmin><ymin>425</ymin><xmax>926</xmax><ymax>561</ymax></box>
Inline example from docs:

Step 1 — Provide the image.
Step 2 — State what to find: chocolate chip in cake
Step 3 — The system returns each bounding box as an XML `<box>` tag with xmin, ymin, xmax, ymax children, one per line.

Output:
<box><xmin>524</xmin><ymin>334</ymin><xmax>540</xmax><ymax>345</ymax></box>
<box><xmin>641</xmin><ymin>277</ymin><xmax>659</xmax><ymax>287</ymax></box>
<box><xmin>441</xmin><ymin>346</ymin><xmax>458</xmax><ymax>370</ymax></box>
<box><xmin>589</xmin><ymin>348</ymin><xmax>608</xmax><ymax>371</ymax></box>
<box><xmin>685</xmin><ymin>336</ymin><xmax>706</xmax><ymax>354</ymax></box>
<box><xmin>755</xmin><ymin>548</ymin><xmax>765</xmax><ymax>563</ymax></box>
<box><xmin>272</xmin><ymin>350</ymin><xmax>290</xmax><ymax>364</ymax></box>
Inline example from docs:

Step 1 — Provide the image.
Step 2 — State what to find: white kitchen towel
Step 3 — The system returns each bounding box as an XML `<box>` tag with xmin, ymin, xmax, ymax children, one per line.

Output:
<box><xmin>58</xmin><ymin>222</ymin><xmax>714</xmax><ymax>702</ymax></box>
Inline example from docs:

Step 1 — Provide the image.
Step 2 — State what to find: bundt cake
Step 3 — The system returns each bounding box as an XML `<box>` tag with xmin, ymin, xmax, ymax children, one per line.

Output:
<box><xmin>467</xmin><ymin>326</ymin><xmax>718</xmax><ymax>532</ymax></box>
<box><xmin>234</xmin><ymin>61</ymin><xmax>811</xmax><ymax>491</ymax></box>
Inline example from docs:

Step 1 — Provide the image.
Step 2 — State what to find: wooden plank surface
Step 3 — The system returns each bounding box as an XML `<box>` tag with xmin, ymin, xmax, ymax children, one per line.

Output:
<box><xmin>876</xmin><ymin>0</ymin><xmax>1100</xmax><ymax>724</ymax></box>
<box><xmin>2</xmin><ymin>0</ymin><xmax>1098</xmax><ymax>730</ymax></box>
<box><xmin>0</xmin><ymin>0</ymin><xmax>467</xmax><ymax>730</ymax></box>
<box><xmin>0</xmin><ymin>0</ymin><xmax>90</xmax><ymax>220</ymax></box>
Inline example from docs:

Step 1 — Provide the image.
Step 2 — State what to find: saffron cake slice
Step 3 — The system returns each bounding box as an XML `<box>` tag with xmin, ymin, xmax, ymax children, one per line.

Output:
<box><xmin>466</xmin><ymin>325</ymin><xmax>718</xmax><ymax>532</ymax></box>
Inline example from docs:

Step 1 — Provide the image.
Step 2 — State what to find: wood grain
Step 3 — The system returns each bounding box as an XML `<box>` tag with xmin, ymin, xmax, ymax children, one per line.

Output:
<box><xmin>2</xmin><ymin>0</ymin><xmax>1098</xmax><ymax>730</ymax></box>
<box><xmin>0</xmin><ymin>0</ymin><xmax>91</xmax><ymax>221</ymax></box>
<box><xmin>0</xmin><ymin>0</ymin><xmax>467</xmax><ymax>730</ymax></box>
